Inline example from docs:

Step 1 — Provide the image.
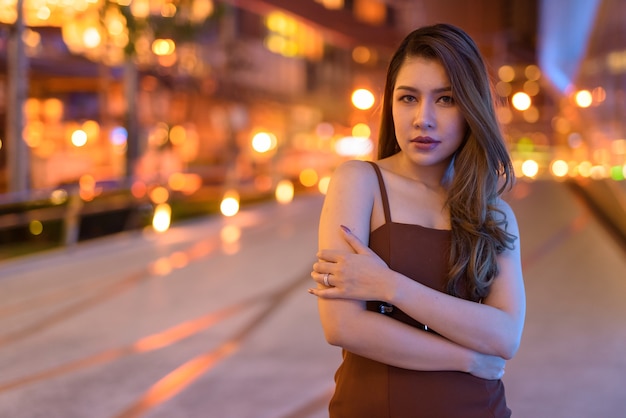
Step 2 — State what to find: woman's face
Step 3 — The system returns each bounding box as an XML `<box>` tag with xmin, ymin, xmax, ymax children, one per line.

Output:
<box><xmin>392</xmin><ymin>56</ymin><xmax>467</xmax><ymax>170</ymax></box>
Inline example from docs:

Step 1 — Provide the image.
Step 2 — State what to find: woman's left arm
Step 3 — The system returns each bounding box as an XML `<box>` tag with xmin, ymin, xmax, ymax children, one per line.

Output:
<box><xmin>311</xmin><ymin>201</ymin><xmax>526</xmax><ymax>360</ymax></box>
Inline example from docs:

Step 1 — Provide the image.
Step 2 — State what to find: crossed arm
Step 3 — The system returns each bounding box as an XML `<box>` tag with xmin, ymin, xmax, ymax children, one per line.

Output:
<box><xmin>311</xmin><ymin>161</ymin><xmax>526</xmax><ymax>379</ymax></box>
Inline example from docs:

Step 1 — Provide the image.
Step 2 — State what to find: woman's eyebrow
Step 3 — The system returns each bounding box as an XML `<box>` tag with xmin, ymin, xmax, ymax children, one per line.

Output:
<box><xmin>395</xmin><ymin>85</ymin><xmax>452</xmax><ymax>94</ymax></box>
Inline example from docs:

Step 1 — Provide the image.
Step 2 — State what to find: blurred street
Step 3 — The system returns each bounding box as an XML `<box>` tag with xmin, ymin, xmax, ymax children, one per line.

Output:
<box><xmin>0</xmin><ymin>179</ymin><xmax>625</xmax><ymax>418</ymax></box>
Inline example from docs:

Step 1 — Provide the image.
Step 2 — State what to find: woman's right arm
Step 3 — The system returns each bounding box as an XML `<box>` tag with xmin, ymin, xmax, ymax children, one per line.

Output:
<box><xmin>316</xmin><ymin>160</ymin><xmax>504</xmax><ymax>378</ymax></box>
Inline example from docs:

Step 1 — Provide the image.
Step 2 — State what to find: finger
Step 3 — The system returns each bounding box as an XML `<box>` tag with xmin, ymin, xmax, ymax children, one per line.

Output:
<box><xmin>307</xmin><ymin>286</ymin><xmax>342</xmax><ymax>299</ymax></box>
<box><xmin>310</xmin><ymin>271</ymin><xmax>333</xmax><ymax>287</ymax></box>
<box><xmin>340</xmin><ymin>225</ymin><xmax>374</xmax><ymax>255</ymax></box>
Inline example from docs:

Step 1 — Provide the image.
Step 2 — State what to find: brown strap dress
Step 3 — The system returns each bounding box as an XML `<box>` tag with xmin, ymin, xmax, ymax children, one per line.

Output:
<box><xmin>328</xmin><ymin>162</ymin><xmax>511</xmax><ymax>418</ymax></box>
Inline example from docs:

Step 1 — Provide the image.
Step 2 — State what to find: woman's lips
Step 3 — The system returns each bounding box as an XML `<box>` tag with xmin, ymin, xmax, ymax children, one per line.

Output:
<box><xmin>410</xmin><ymin>136</ymin><xmax>440</xmax><ymax>151</ymax></box>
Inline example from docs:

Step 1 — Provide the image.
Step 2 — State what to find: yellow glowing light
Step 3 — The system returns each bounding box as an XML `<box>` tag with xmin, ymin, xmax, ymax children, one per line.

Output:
<box><xmin>318</xmin><ymin>0</ymin><xmax>344</xmax><ymax>9</ymax></box>
<box><xmin>551</xmin><ymin>160</ymin><xmax>569</xmax><ymax>177</ymax></box>
<box><xmin>578</xmin><ymin>161</ymin><xmax>592</xmax><ymax>178</ymax></box>
<box><xmin>318</xmin><ymin>176</ymin><xmax>331</xmax><ymax>195</ymax></box>
<box><xmin>150</xmin><ymin>186</ymin><xmax>169</xmax><ymax>204</ymax></box>
<box><xmin>299</xmin><ymin>168</ymin><xmax>318</xmax><ymax>187</ymax></box>
<box><xmin>352</xmin><ymin>123</ymin><xmax>371</xmax><ymax>138</ymax></box>
<box><xmin>191</xmin><ymin>0</ymin><xmax>214</xmax><ymax>23</ymax></box>
<box><xmin>220</xmin><ymin>190</ymin><xmax>240</xmax><ymax>217</ymax></box>
<box><xmin>168</xmin><ymin>173</ymin><xmax>186</xmax><ymax>191</ymax></box>
<box><xmin>352</xmin><ymin>46</ymin><xmax>371</xmax><ymax>64</ymax></box>
<box><xmin>524</xmin><ymin>64</ymin><xmax>541</xmax><ymax>81</ymax></box>
<box><xmin>29</xmin><ymin>220</ymin><xmax>43</xmax><ymax>236</ymax></box>
<box><xmin>252</xmin><ymin>132</ymin><xmax>277</xmax><ymax>153</ymax></box>
<box><xmin>83</xmin><ymin>27</ymin><xmax>101</xmax><ymax>49</ymax></box>
<box><xmin>71</xmin><ymin>129</ymin><xmax>88</xmax><ymax>147</ymax></box>
<box><xmin>79</xmin><ymin>174</ymin><xmax>95</xmax><ymax>190</ymax></box>
<box><xmin>42</xmin><ymin>98</ymin><xmax>63</xmax><ymax>122</ymax></box>
<box><xmin>351</xmin><ymin>88</ymin><xmax>375</xmax><ymax>110</ymax></box>
<box><xmin>50</xmin><ymin>189</ymin><xmax>68</xmax><ymax>205</ymax></box>
<box><xmin>169</xmin><ymin>125</ymin><xmax>186</xmax><ymax>145</ymax></box>
<box><xmin>152</xmin><ymin>203</ymin><xmax>172</xmax><ymax>233</ymax></box>
<box><xmin>511</xmin><ymin>92</ymin><xmax>531</xmax><ymax>111</ymax></box>
<box><xmin>82</xmin><ymin>120</ymin><xmax>100</xmax><ymax>140</ymax></box>
<box><xmin>521</xmin><ymin>159</ymin><xmax>539</xmax><ymax>178</ymax></box>
<box><xmin>498</xmin><ymin>65</ymin><xmax>515</xmax><ymax>82</ymax></box>
<box><xmin>24</xmin><ymin>98</ymin><xmax>40</xmax><ymax>120</ymax></box>
<box><xmin>522</xmin><ymin>106</ymin><xmax>540</xmax><ymax>123</ymax></box>
<box><xmin>275</xmin><ymin>180</ymin><xmax>294</xmax><ymax>204</ymax></box>
<box><xmin>152</xmin><ymin>39</ymin><xmax>175</xmax><ymax>56</ymax></box>
<box><xmin>575</xmin><ymin>90</ymin><xmax>592</xmax><ymax>108</ymax></box>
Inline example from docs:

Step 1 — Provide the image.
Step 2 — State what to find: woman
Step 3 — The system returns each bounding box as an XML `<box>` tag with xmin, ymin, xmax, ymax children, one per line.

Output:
<box><xmin>309</xmin><ymin>24</ymin><xmax>526</xmax><ymax>417</ymax></box>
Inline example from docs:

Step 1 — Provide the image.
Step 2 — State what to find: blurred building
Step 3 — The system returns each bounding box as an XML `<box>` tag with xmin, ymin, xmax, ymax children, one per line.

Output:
<box><xmin>0</xmin><ymin>0</ymin><xmax>540</xmax><ymax>194</ymax></box>
<box><xmin>0</xmin><ymin>0</ymin><xmax>623</xmax><ymax>202</ymax></box>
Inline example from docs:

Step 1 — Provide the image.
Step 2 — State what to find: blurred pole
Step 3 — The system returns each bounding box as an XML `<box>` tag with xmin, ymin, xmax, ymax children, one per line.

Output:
<box><xmin>6</xmin><ymin>0</ymin><xmax>30</xmax><ymax>194</ymax></box>
<box><xmin>123</xmin><ymin>58</ymin><xmax>139</xmax><ymax>186</ymax></box>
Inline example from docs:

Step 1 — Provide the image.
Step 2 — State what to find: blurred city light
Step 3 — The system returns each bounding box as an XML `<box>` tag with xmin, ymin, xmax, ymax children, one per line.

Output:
<box><xmin>299</xmin><ymin>168</ymin><xmax>318</xmax><ymax>187</ymax></box>
<box><xmin>511</xmin><ymin>92</ymin><xmax>532</xmax><ymax>111</ymax></box>
<box><xmin>149</xmin><ymin>186</ymin><xmax>169</xmax><ymax>205</ymax></box>
<box><xmin>252</xmin><ymin>132</ymin><xmax>278</xmax><ymax>154</ymax></box>
<box><xmin>220</xmin><ymin>190</ymin><xmax>240</xmax><ymax>217</ymax></box>
<box><xmin>275</xmin><ymin>180</ymin><xmax>294</xmax><ymax>204</ymax></box>
<box><xmin>498</xmin><ymin>65</ymin><xmax>516</xmax><ymax>82</ymax></box>
<box><xmin>29</xmin><ymin>220</ymin><xmax>43</xmax><ymax>236</ymax></box>
<box><xmin>318</xmin><ymin>176</ymin><xmax>331</xmax><ymax>195</ymax></box>
<box><xmin>521</xmin><ymin>159</ymin><xmax>540</xmax><ymax>178</ymax></box>
<box><xmin>575</xmin><ymin>90</ymin><xmax>593</xmax><ymax>108</ymax></box>
<box><xmin>352</xmin><ymin>123</ymin><xmax>371</xmax><ymax>138</ymax></box>
<box><xmin>152</xmin><ymin>203</ymin><xmax>172</xmax><ymax>233</ymax></box>
<box><xmin>551</xmin><ymin>159</ymin><xmax>569</xmax><ymax>178</ymax></box>
<box><xmin>351</xmin><ymin>88</ymin><xmax>375</xmax><ymax>110</ymax></box>
<box><xmin>71</xmin><ymin>129</ymin><xmax>88</xmax><ymax>147</ymax></box>
<box><xmin>335</xmin><ymin>136</ymin><xmax>374</xmax><ymax>157</ymax></box>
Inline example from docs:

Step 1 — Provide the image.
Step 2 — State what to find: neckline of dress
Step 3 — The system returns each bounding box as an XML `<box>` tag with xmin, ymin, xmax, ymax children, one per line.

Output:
<box><xmin>371</xmin><ymin>221</ymin><xmax>451</xmax><ymax>235</ymax></box>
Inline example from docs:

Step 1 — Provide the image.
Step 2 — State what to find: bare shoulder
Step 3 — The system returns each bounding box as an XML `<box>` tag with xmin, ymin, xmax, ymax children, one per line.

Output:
<box><xmin>333</xmin><ymin>159</ymin><xmax>377</xmax><ymax>179</ymax></box>
<box><xmin>327</xmin><ymin>160</ymin><xmax>379</xmax><ymax>194</ymax></box>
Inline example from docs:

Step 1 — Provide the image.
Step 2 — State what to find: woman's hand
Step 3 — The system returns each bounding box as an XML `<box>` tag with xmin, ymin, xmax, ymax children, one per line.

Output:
<box><xmin>309</xmin><ymin>225</ymin><xmax>393</xmax><ymax>302</ymax></box>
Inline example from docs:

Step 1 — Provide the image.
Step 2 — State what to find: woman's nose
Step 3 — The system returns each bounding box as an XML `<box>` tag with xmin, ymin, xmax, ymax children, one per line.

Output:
<box><xmin>413</xmin><ymin>102</ymin><xmax>434</xmax><ymax>129</ymax></box>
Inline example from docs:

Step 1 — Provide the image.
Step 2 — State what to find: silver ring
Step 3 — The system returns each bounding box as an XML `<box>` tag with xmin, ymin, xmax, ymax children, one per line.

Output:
<box><xmin>323</xmin><ymin>273</ymin><xmax>330</xmax><ymax>287</ymax></box>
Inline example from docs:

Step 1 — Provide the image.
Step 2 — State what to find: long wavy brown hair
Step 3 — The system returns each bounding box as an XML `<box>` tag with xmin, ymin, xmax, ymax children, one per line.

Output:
<box><xmin>378</xmin><ymin>23</ymin><xmax>517</xmax><ymax>302</ymax></box>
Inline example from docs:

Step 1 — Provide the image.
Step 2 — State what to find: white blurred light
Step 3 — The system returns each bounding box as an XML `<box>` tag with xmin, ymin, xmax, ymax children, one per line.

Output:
<box><xmin>521</xmin><ymin>159</ymin><xmax>539</xmax><ymax>178</ymax></box>
<box><xmin>152</xmin><ymin>203</ymin><xmax>172</xmax><ymax>233</ymax></box>
<box><xmin>335</xmin><ymin>136</ymin><xmax>374</xmax><ymax>157</ymax></box>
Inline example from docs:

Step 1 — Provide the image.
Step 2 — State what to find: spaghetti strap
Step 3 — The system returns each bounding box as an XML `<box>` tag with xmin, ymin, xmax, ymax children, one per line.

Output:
<box><xmin>366</xmin><ymin>161</ymin><xmax>391</xmax><ymax>224</ymax></box>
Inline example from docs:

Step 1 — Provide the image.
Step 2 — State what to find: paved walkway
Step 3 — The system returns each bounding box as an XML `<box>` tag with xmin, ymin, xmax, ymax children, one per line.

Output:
<box><xmin>0</xmin><ymin>180</ymin><xmax>624</xmax><ymax>418</ymax></box>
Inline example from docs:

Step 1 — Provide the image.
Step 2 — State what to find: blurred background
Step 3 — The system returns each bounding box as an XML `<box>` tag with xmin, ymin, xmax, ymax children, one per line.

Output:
<box><xmin>0</xmin><ymin>0</ymin><xmax>623</xmax><ymax>253</ymax></box>
<box><xmin>0</xmin><ymin>1</ymin><xmax>624</xmax><ymax>417</ymax></box>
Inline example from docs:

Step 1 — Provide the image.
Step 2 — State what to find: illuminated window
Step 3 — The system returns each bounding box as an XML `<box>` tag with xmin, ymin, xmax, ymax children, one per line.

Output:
<box><xmin>264</xmin><ymin>12</ymin><xmax>323</xmax><ymax>60</ymax></box>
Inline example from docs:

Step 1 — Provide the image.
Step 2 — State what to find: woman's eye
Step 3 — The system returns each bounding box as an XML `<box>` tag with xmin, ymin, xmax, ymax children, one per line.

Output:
<box><xmin>438</xmin><ymin>95</ymin><xmax>454</xmax><ymax>105</ymax></box>
<box><xmin>399</xmin><ymin>95</ymin><xmax>416</xmax><ymax>103</ymax></box>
